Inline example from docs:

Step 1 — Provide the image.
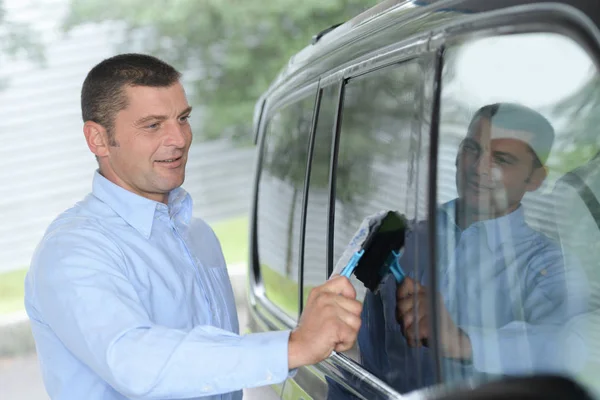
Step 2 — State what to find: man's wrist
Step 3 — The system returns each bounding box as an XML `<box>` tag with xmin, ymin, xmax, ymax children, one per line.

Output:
<box><xmin>456</xmin><ymin>328</ymin><xmax>473</xmax><ymax>360</ymax></box>
<box><xmin>288</xmin><ymin>329</ymin><xmax>302</xmax><ymax>370</ymax></box>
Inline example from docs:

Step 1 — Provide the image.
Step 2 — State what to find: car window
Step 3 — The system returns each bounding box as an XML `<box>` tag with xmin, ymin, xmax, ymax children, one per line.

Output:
<box><xmin>302</xmin><ymin>84</ymin><xmax>339</xmax><ymax>308</ymax></box>
<box><xmin>256</xmin><ymin>92</ymin><xmax>317</xmax><ymax>319</ymax></box>
<box><xmin>434</xmin><ymin>32</ymin><xmax>600</xmax><ymax>395</ymax></box>
<box><xmin>330</xmin><ymin>59</ymin><xmax>424</xmax><ymax>375</ymax></box>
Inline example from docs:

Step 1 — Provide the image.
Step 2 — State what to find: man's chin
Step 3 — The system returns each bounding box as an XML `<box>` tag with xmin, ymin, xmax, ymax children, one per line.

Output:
<box><xmin>157</xmin><ymin>174</ymin><xmax>185</xmax><ymax>193</ymax></box>
<box><xmin>459</xmin><ymin>193</ymin><xmax>492</xmax><ymax>211</ymax></box>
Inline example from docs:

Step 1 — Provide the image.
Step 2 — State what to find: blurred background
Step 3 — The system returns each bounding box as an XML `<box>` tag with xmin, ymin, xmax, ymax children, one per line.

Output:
<box><xmin>0</xmin><ymin>0</ymin><xmax>378</xmax><ymax>398</ymax></box>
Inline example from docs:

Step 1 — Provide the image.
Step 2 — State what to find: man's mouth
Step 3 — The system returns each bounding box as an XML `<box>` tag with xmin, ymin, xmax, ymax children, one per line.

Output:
<box><xmin>467</xmin><ymin>179</ymin><xmax>493</xmax><ymax>192</ymax></box>
<box><xmin>156</xmin><ymin>156</ymin><xmax>182</xmax><ymax>163</ymax></box>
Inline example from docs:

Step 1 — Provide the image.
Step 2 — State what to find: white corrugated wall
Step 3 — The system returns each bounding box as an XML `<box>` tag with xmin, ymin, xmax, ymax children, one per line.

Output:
<box><xmin>0</xmin><ymin>0</ymin><xmax>256</xmax><ymax>273</ymax></box>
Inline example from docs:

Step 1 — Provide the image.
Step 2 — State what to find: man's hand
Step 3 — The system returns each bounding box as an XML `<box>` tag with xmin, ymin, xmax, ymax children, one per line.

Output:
<box><xmin>287</xmin><ymin>275</ymin><xmax>362</xmax><ymax>369</ymax></box>
<box><xmin>396</xmin><ymin>277</ymin><xmax>472</xmax><ymax>360</ymax></box>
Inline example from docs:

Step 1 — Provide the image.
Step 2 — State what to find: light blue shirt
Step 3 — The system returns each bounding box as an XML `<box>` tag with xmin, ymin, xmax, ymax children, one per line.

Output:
<box><xmin>24</xmin><ymin>172</ymin><xmax>291</xmax><ymax>400</ymax></box>
<box><xmin>357</xmin><ymin>200</ymin><xmax>588</xmax><ymax>395</ymax></box>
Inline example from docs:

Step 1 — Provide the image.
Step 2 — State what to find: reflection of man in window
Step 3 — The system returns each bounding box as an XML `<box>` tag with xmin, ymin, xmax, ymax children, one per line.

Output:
<box><xmin>357</xmin><ymin>103</ymin><xmax>588</xmax><ymax>394</ymax></box>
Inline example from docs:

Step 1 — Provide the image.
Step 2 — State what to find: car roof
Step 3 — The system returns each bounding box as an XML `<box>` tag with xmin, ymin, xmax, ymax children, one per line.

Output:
<box><xmin>262</xmin><ymin>0</ymin><xmax>600</xmax><ymax>100</ymax></box>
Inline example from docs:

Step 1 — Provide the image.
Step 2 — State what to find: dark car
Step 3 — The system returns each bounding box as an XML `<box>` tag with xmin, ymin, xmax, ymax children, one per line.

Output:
<box><xmin>246</xmin><ymin>0</ymin><xmax>600</xmax><ymax>398</ymax></box>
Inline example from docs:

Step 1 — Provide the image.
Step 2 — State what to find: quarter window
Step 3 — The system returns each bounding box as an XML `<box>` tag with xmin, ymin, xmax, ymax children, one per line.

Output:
<box><xmin>256</xmin><ymin>92</ymin><xmax>317</xmax><ymax>319</ymax></box>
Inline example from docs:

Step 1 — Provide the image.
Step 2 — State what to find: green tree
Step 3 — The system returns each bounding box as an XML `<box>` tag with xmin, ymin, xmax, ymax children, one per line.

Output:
<box><xmin>550</xmin><ymin>72</ymin><xmax>600</xmax><ymax>173</ymax></box>
<box><xmin>63</xmin><ymin>0</ymin><xmax>379</xmax><ymax>142</ymax></box>
<box><xmin>0</xmin><ymin>0</ymin><xmax>45</xmax><ymax>89</ymax></box>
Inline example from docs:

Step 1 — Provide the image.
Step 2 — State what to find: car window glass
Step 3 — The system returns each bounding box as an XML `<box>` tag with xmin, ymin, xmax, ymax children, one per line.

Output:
<box><xmin>257</xmin><ymin>93</ymin><xmax>316</xmax><ymax>319</ymax></box>
<box><xmin>302</xmin><ymin>85</ymin><xmax>339</xmax><ymax>307</ymax></box>
<box><xmin>434</xmin><ymin>32</ymin><xmax>600</xmax><ymax>395</ymax></box>
<box><xmin>329</xmin><ymin>59</ymin><xmax>423</xmax><ymax>380</ymax></box>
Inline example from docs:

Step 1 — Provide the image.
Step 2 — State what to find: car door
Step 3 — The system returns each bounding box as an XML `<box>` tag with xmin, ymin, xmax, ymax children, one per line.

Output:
<box><xmin>296</xmin><ymin>44</ymin><xmax>440</xmax><ymax>397</ymax></box>
<box><xmin>247</xmin><ymin>82</ymin><xmax>320</xmax><ymax>397</ymax></box>
<box><xmin>425</xmin><ymin>2</ymin><xmax>600</xmax><ymax>398</ymax></box>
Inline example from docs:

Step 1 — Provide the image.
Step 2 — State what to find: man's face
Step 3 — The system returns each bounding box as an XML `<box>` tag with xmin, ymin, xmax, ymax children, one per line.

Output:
<box><xmin>456</xmin><ymin>117</ymin><xmax>544</xmax><ymax>218</ymax></box>
<box><xmin>98</xmin><ymin>82</ymin><xmax>192</xmax><ymax>203</ymax></box>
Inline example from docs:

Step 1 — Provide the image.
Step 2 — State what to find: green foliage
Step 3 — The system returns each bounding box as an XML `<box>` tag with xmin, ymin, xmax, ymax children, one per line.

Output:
<box><xmin>0</xmin><ymin>268</ymin><xmax>27</xmax><ymax>314</ymax></box>
<box><xmin>63</xmin><ymin>0</ymin><xmax>379</xmax><ymax>142</ymax></box>
<box><xmin>211</xmin><ymin>215</ymin><xmax>249</xmax><ymax>265</ymax></box>
<box><xmin>261</xmin><ymin>263</ymin><xmax>314</xmax><ymax>317</ymax></box>
<box><xmin>0</xmin><ymin>0</ymin><xmax>45</xmax><ymax>90</ymax></box>
<box><xmin>549</xmin><ymin>73</ymin><xmax>600</xmax><ymax>172</ymax></box>
<box><xmin>0</xmin><ymin>1</ymin><xmax>44</xmax><ymax>62</ymax></box>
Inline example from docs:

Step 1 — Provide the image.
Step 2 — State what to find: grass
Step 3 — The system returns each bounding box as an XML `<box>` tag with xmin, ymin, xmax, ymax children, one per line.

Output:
<box><xmin>211</xmin><ymin>215</ymin><xmax>249</xmax><ymax>265</ymax></box>
<box><xmin>0</xmin><ymin>216</ymin><xmax>251</xmax><ymax>316</ymax></box>
<box><xmin>0</xmin><ymin>269</ymin><xmax>27</xmax><ymax>315</ymax></box>
<box><xmin>261</xmin><ymin>264</ymin><xmax>314</xmax><ymax>318</ymax></box>
<box><xmin>214</xmin><ymin>216</ymin><xmax>317</xmax><ymax>317</ymax></box>
<box><xmin>261</xmin><ymin>265</ymin><xmax>300</xmax><ymax>317</ymax></box>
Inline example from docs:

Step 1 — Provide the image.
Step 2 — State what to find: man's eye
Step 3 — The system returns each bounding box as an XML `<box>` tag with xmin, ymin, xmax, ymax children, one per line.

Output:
<box><xmin>179</xmin><ymin>115</ymin><xmax>190</xmax><ymax>123</ymax></box>
<box><xmin>463</xmin><ymin>144</ymin><xmax>478</xmax><ymax>154</ymax></box>
<box><xmin>146</xmin><ymin>123</ymin><xmax>160</xmax><ymax>130</ymax></box>
<box><xmin>495</xmin><ymin>156</ymin><xmax>513</xmax><ymax>165</ymax></box>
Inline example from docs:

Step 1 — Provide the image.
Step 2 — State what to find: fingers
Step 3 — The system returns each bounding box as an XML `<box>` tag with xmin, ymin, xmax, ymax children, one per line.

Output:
<box><xmin>322</xmin><ymin>275</ymin><xmax>357</xmax><ymax>299</ymax></box>
<box><xmin>290</xmin><ymin>275</ymin><xmax>365</xmax><ymax>368</ymax></box>
<box><xmin>397</xmin><ymin>292</ymin><xmax>417</xmax><ymax>316</ymax></box>
<box><xmin>336</xmin><ymin>307</ymin><xmax>362</xmax><ymax>332</ymax></box>
<box><xmin>405</xmin><ymin>318</ymin><xmax>430</xmax><ymax>347</ymax></box>
<box><xmin>399</xmin><ymin>302</ymin><xmax>429</xmax><ymax>347</ymax></box>
<box><xmin>396</xmin><ymin>291</ymin><xmax>427</xmax><ymax>324</ymax></box>
<box><xmin>396</xmin><ymin>276</ymin><xmax>423</xmax><ymax>299</ymax></box>
<box><xmin>333</xmin><ymin>313</ymin><xmax>362</xmax><ymax>352</ymax></box>
<box><xmin>396</xmin><ymin>290</ymin><xmax>429</xmax><ymax>347</ymax></box>
<box><xmin>333</xmin><ymin>293</ymin><xmax>363</xmax><ymax>316</ymax></box>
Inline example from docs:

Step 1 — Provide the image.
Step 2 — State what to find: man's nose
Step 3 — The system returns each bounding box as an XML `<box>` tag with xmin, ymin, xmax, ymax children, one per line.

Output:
<box><xmin>164</xmin><ymin>122</ymin><xmax>187</xmax><ymax>147</ymax></box>
<box><xmin>473</xmin><ymin>152</ymin><xmax>492</xmax><ymax>176</ymax></box>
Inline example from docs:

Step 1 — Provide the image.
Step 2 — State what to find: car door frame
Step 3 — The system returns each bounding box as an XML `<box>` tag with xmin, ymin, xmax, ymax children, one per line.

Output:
<box><xmin>300</xmin><ymin>39</ymin><xmax>440</xmax><ymax>400</ymax></box>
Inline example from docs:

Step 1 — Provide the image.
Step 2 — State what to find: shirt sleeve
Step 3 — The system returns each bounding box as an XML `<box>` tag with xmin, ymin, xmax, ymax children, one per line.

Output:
<box><xmin>30</xmin><ymin>226</ymin><xmax>291</xmax><ymax>399</ymax></box>
<box><xmin>463</xmin><ymin>250</ymin><xmax>590</xmax><ymax>376</ymax></box>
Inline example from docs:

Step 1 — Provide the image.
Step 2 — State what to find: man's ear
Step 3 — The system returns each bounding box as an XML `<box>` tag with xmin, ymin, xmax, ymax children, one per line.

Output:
<box><xmin>525</xmin><ymin>165</ymin><xmax>547</xmax><ymax>192</ymax></box>
<box><xmin>83</xmin><ymin>121</ymin><xmax>110</xmax><ymax>158</ymax></box>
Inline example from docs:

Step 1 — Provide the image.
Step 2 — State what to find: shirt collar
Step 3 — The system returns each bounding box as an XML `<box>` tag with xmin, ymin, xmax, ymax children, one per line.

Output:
<box><xmin>438</xmin><ymin>198</ymin><xmax>528</xmax><ymax>251</ymax></box>
<box><xmin>92</xmin><ymin>171</ymin><xmax>192</xmax><ymax>238</ymax></box>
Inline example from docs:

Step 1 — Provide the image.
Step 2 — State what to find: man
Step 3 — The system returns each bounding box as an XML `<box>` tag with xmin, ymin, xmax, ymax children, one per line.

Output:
<box><xmin>356</xmin><ymin>103</ymin><xmax>588</xmax><ymax>394</ymax></box>
<box><xmin>24</xmin><ymin>53</ymin><xmax>362</xmax><ymax>400</ymax></box>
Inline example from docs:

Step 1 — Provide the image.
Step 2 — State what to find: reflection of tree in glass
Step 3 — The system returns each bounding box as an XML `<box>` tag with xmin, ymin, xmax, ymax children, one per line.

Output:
<box><xmin>308</xmin><ymin>88</ymin><xmax>337</xmax><ymax>190</ymax></box>
<box><xmin>440</xmin><ymin>48</ymin><xmax>478</xmax><ymax>134</ymax></box>
<box><xmin>550</xmin><ymin>72</ymin><xmax>600</xmax><ymax>172</ymax></box>
<box><xmin>335</xmin><ymin>62</ymin><xmax>423</xmax><ymax>220</ymax></box>
<box><xmin>262</xmin><ymin>97</ymin><xmax>314</xmax><ymax>277</ymax></box>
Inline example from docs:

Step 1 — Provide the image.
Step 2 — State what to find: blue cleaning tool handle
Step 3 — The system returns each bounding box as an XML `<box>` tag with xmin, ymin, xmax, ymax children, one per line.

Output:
<box><xmin>387</xmin><ymin>249</ymin><xmax>406</xmax><ymax>283</ymax></box>
<box><xmin>340</xmin><ymin>249</ymin><xmax>365</xmax><ymax>278</ymax></box>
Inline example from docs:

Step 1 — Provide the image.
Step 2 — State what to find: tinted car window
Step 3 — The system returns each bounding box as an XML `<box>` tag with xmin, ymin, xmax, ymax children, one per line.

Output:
<box><xmin>331</xmin><ymin>59</ymin><xmax>424</xmax><ymax>373</ymax></box>
<box><xmin>302</xmin><ymin>84</ymin><xmax>339</xmax><ymax>307</ymax></box>
<box><xmin>433</xmin><ymin>32</ymin><xmax>599</xmax><ymax>394</ymax></box>
<box><xmin>257</xmin><ymin>92</ymin><xmax>316</xmax><ymax>319</ymax></box>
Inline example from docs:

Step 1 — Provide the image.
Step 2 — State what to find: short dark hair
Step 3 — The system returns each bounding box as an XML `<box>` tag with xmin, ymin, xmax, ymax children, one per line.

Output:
<box><xmin>81</xmin><ymin>53</ymin><xmax>182</xmax><ymax>144</ymax></box>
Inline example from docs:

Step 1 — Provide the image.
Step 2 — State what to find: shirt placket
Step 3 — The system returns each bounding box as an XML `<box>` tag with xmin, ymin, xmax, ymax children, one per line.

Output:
<box><xmin>440</xmin><ymin>226</ymin><xmax>461</xmax><ymax>318</ymax></box>
<box><xmin>162</xmin><ymin>206</ymin><xmax>218</xmax><ymax>326</ymax></box>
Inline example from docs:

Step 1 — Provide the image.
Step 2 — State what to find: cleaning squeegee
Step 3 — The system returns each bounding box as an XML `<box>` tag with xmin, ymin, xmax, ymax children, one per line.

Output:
<box><xmin>332</xmin><ymin>210</ymin><xmax>409</xmax><ymax>292</ymax></box>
